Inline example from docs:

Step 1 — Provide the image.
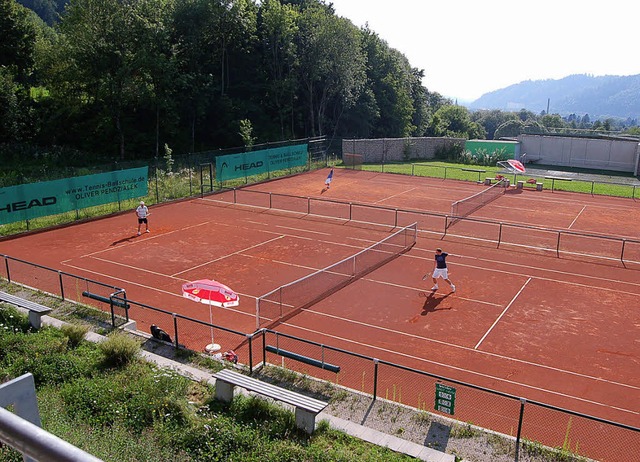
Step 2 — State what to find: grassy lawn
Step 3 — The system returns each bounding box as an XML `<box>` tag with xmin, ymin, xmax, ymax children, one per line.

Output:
<box><xmin>341</xmin><ymin>160</ymin><xmax>639</xmax><ymax>198</ymax></box>
<box><xmin>0</xmin><ymin>306</ymin><xmax>416</xmax><ymax>462</ymax></box>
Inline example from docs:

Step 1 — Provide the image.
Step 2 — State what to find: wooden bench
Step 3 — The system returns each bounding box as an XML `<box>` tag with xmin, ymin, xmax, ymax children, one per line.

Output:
<box><xmin>0</xmin><ymin>291</ymin><xmax>52</xmax><ymax>329</ymax></box>
<box><xmin>213</xmin><ymin>368</ymin><xmax>328</xmax><ymax>434</ymax></box>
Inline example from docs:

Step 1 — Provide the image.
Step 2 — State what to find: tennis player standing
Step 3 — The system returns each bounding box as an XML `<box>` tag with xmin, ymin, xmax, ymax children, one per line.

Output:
<box><xmin>135</xmin><ymin>201</ymin><xmax>150</xmax><ymax>235</ymax></box>
<box><xmin>431</xmin><ymin>248</ymin><xmax>456</xmax><ymax>293</ymax></box>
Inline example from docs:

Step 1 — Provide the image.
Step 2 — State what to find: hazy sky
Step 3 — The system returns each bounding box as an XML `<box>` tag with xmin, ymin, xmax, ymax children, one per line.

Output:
<box><xmin>329</xmin><ymin>0</ymin><xmax>640</xmax><ymax>101</ymax></box>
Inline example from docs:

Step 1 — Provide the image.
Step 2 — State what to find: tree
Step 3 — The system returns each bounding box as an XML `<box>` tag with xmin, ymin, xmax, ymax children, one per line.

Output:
<box><xmin>494</xmin><ymin>119</ymin><xmax>524</xmax><ymax>139</ymax></box>
<box><xmin>1</xmin><ymin>0</ymin><xmax>37</xmax><ymax>81</ymax></box>
<box><xmin>59</xmin><ymin>0</ymin><xmax>148</xmax><ymax>159</ymax></box>
<box><xmin>430</xmin><ymin>105</ymin><xmax>484</xmax><ymax>139</ymax></box>
<box><xmin>360</xmin><ymin>29</ymin><xmax>414</xmax><ymax>137</ymax></box>
<box><xmin>296</xmin><ymin>5</ymin><xmax>366</xmax><ymax>137</ymax></box>
<box><xmin>257</xmin><ymin>0</ymin><xmax>299</xmax><ymax>139</ymax></box>
<box><xmin>472</xmin><ymin>109</ymin><xmax>518</xmax><ymax>140</ymax></box>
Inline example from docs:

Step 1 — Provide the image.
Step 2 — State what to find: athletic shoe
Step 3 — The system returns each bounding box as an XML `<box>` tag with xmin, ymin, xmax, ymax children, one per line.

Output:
<box><xmin>451</xmin><ymin>285</ymin><xmax>456</xmax><ymax>293</ymax></box>
<box><xmin>137</xmin><ymin>232</ymin><xmax>141</xmax><ymax>236</ymax></box>
<box><xmin>431</xmin><ymin>285</ymin><xmax>438</xmax><ymax>291</ymax></box>
<box><xmin>146</xmin><ymin>229</ymin><xmax>150</xmax><ymax>233</ymax></box>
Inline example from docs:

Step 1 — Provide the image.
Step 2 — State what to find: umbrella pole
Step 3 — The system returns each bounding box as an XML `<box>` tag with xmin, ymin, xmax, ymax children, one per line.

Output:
<box><xmin>205</xmin><ymin>294</ymin><xmax>221</xmax><ymax>354</ymax></box>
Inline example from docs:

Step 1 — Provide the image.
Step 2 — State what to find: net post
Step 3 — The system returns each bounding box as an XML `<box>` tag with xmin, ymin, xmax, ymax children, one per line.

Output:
<box><xmin>307</xmin><ymin>197</ymin><xmax>310</xmax><ymax>214</ymax></box>
<box><xmin>233</xmin><ymin>188</ymin><xmax>237</xmax><ymax>204</ymax></box>
<box><xmin>394</xmin><ymin>209</ymin><xmax>398</xmax><ymax>228</ymax></box>
<box><xmin>556</xmin><ymin>231</ymin><xmax>561</xmax><ymax>257</ymax></box>
<box><xmin>497</xmin><ymin>223</ymin><xmax>503</xmax><ymax>248</ymax></box>
<box><xmin>621</xmin><ymin>239</ymin><xmax>626</xmax><ymax>262</ymax></box>
<box><xmin>591</xmin><ymin>181</ymin><xmax>595</xmax><ymax>195</ymax></box>
<box><xmin>269</xmin><ymin>192</ymin><xmax>272</xmax><ymax>209</ymax></box>
<box><xmin>349</xmin><ymin>203</ymin><xmax>353</xmax><ymax>221</ymax></box>
<box><xmin>4</xmin><ymin>256</ymin><xmax>11</xmax><ymax>283</ymax></box>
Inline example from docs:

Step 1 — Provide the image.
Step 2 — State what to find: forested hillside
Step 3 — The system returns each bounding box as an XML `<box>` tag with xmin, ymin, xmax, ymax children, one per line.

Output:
<box><xmin>3</xmin><ymin>0</ymin><xmax>639</xmax><ymax>167</ymax></box>
<box><xmin>469</xmin><ymin>74</ymin><xmax>640</xmax><ymax>120</ymax></box>
<box><xmin>3</xmin><ymin>0</ymin><xmax>451</xmax><ymax>162</ymax></box>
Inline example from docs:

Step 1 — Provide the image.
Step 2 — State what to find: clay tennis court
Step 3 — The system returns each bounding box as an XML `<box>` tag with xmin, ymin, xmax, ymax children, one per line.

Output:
<box><xmin>1</xmin><ymin>168</ymin><xmax>638</xmax><ymax>457</ymax></box>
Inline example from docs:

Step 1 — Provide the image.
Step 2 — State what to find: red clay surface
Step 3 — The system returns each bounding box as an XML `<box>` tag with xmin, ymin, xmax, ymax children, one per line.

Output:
<box><xmin>1</xmin><ymin>168</ymin><xmax>638</xmax><ymax>459</ymax></box>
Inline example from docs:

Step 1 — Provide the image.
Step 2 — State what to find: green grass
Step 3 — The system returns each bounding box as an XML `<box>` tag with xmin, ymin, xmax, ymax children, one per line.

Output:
<box><xmin>0</xmin><ymin>308</ymin><xmax>416</xmax><ymax>462</ymax></box>
<box><xmin>339</xmin><ymin>160</ymin><xmax>639</xmax><ymax>198</ymax></box>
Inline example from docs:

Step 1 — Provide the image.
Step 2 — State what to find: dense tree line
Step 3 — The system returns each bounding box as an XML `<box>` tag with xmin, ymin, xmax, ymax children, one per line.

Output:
<box><xmin>2</xmin><ymin>0</ymin><xmax>637</xmax><ymax>167</ymax></box>
<box><xmin>1</xmin><ymin>0</ymin><xmax>453</xmax><ymax>162</ymax></box>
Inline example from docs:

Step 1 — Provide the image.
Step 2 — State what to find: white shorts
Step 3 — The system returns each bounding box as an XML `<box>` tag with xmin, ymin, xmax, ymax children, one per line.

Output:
<box><xmin>433</xmin><ymin>268</ymin><xmax>449</xmax><ymax>279</ymax></box>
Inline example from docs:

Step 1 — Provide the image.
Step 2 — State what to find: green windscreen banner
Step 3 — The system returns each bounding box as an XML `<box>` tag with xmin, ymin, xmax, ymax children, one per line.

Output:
<box><xmin>216</xmin><ymin>144</ymin><xmax>308</xmax><ymax>182</ymax></box>
<box><xmin>0</xmin><ymin>167</ymin><xmax>148</xmax><ymax>225</ymax></box>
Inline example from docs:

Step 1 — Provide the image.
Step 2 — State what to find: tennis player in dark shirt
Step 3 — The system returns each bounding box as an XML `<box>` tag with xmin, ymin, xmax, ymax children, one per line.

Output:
<box><xmin>431</xmin><ymin>248</ymin><xmax>456</xmax><ymax>293</ymax></box>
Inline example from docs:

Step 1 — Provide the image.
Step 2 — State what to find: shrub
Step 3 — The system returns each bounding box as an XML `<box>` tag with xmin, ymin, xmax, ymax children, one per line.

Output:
<box><xmin>98</xmin><ymin>333</ymin><xmax>140</xmax><ymax>368</ymax></box>
<box><xmin>61</xmin><ymin>323</ymin><xmax>89</xmax><ymax>348</ymax></box>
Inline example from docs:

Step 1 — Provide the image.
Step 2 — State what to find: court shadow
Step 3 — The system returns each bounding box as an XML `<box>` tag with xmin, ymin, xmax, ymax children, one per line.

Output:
<box><xmin>420</xmin><ymin>292</ymin><xmax>452</xmax><ymax>316</ymax></box>
<box><xmin>110</xmin><ymin>234</ymin><xmax>138</xmax><ymax>246</ymax></box>
<box><xmin>320</xmin><ymin>187</ymin><xmax>328</xmax><ymax>194</ymax></box>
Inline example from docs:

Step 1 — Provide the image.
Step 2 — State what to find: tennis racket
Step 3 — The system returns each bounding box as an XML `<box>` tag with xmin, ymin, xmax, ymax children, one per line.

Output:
<box><xmin>421</xmin><ymin>272</ymin><xmax>431</xmax><ymax>280</ymax></box>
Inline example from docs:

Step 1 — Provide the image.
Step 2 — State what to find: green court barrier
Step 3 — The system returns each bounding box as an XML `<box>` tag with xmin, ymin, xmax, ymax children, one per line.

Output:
<box><xmin>216</xmin><ymin>144</ymin><xmax>308</xmax><ymax>182</ymax></box>
<box><xmin>0</xmin><ymin>167</ymin><xmax>148</xmax><ymax>225</ymax></box>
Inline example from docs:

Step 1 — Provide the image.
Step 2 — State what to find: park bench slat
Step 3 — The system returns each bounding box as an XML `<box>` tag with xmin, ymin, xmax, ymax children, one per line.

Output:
<box><xmin>0</xmin><ymin>291</ymin><xmax>52</xmax><ymax>328</ymax></box>
<box><xmin>214</xmin><ymin>369</ymin><xmax>327</xmax><ymax>413</ymax></box>
<box><xmin>0</xmin><ymin>291</ymin><xmax>52</xmax><ymax>314</ymax></box>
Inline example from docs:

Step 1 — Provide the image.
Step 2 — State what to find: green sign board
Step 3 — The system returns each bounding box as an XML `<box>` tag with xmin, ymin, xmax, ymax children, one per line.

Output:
<box><xmin>216</xmin><ymin>144</ymin><xmax>308</xmax><ymax>182</ymax></box>
<box><xmin>0</xmin><ymin>167</ymin><xmax>148</xmax><ymax>225</ymax></box>
<box><xmin>435</xmin><ymin>383</ymin><xmax>456</xmax><ymax>415</ymax></box>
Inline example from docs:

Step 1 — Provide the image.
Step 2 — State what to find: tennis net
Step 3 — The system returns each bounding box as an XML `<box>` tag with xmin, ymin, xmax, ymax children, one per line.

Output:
<box><xmin>449</xmin><ymin>179</ymin><xmax>506</xmax><ymax>227</ymax></box>
<box><xmin>255</xmin><ymin>222</ymin><xmax>417</xmax><ymax>328</ymax></box>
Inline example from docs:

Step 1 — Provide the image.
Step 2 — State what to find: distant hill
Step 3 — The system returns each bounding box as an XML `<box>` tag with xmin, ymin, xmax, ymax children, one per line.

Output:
<box><xmin>467</xmin><ymin>74</ymin><xmax>640</xmax><ymax>120</ymax></box>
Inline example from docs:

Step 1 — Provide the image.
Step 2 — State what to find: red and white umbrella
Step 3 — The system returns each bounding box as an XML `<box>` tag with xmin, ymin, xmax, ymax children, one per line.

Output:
<box><xmin>507</xmin><ymin>159</ymin><xmax>526</xmax><ymax>173</ymax></box>
<box><xmin>182</xmin><ymin>279</ymin><xmax>240</xmax><ymax>352</ymax></box>
<box><xmin>497</xmin><ymin>159</ymin><xmax>527</xmax><ymax>174</ymax></box>
<box><xmin>182</xmin><ymin>279</ymin><xmax>240</xmax><ymax>308</ymax></box>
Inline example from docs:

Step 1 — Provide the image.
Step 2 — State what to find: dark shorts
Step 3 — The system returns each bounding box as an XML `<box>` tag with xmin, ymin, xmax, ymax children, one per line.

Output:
<box><xmin>138</xmin><ymin>218</ymin><xmax>148</xmax><ymax>224</ymax></box>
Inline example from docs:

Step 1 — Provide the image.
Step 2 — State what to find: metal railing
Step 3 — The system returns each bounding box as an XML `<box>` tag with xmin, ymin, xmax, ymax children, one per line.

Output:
<box><xmin>211</xmin><ymin>188</ymin><xmax>640</xmax><ymax>265</ymax></box>
<box><xmin>1</xmin><ymin>257</ymin><xmax>638</xmax><ymax>461</ymax></box>
<box><xmin>344</xmin><ymin>162</ymin><xmax>640</xmax><ymax>199</ymax></box>
<box><xmin>259</xmin><ymin>329</ymin><xmax>639</xmax><ymax>462</ymax></box>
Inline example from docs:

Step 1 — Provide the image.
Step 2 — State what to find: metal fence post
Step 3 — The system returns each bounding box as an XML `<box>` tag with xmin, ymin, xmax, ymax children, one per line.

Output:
<box><xmin>515</xmin><ymin>397</ymin><xmax>526</xmax><ymax>461</ymax></box>
<box><xmin>4</xmin><ymin>256</ymin><xmax>10</xmax><ymax>283</ymax></box>
<box><xmin>262</xmin><ymin>330</ymin><xmax>267</xmax><ymax>370</ymax></box>
<box><xmin>247</xmin><ymin>333</ymin><xmax>253</xmax><ymax>373</ymax></box>
<box><xmin>173</xmin><ymin>314</ymin><xmax>179</xmax><ymax>349</ymax></box>
<box><xmin>58</xmin><ymin>271</ymin><xmax>65</xmax><ymax>301</ymax></box>
<box><xmin>373</xmin><ymin>358</ymin><xmax>379</xmax><ymax>400</ymax></box>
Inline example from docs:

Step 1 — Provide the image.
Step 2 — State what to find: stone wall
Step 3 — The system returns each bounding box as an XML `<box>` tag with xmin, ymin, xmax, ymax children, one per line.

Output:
<box><xmin>518</xmin><ymin>134</ymin><xmax>640</xmax><ymax>173</ymax></box>
<box><xmin>341</xmin><ymin>137</ymin><xmax>465</xmax><ymax>163</ymax></box>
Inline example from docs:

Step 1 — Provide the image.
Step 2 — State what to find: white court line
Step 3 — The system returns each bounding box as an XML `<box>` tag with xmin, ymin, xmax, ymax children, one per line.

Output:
<box><xmin>475</xmin><ymin>278</ymin><xmax>531</xmax><ymax>350</ymax></box>
<box><xmin>303</xmin><ymin>308</ymin><xmax>640</xmax><ymax>392</ymax></box>
<box><xmin>410</xmin><ymin>244</ymin><xmax>640</xmax><ymax>292</ymax></box>
<box><xmin>284</xmin><ymin>322</ymin><xmax>638</xmax><ymax>416</ymax></box>
<box><xmin>77</xmin><ymin>220</ymin><xmax>217</xmax><ymax>259</ymax></box>
<box><xmin>569</xmin><ymin>205</ymin><xmax>587</xmax><ymax>229</ymax></box>
<box><xmin>172</xmin><ymin>235</ymin><xmax>285</xmax><ymax>277</ymax></box>
<box><xmin>374</xmin><ymin>187</ymin><xmax>418</xmax><ymax>204</ymax></box>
